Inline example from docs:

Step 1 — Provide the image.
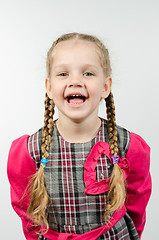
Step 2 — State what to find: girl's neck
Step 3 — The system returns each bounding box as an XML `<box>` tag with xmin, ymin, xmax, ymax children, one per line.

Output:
<box><xmin>55</xmin><ymin>116</ymin><xmax>101</xmax><ymax>143</ymax></box>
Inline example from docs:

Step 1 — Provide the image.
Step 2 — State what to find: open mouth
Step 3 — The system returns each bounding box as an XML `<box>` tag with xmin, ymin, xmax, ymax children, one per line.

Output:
<box><xmin>66</xmin><ymin>95</ymin><xmax>87</xmax><ymax>103</ymax></box>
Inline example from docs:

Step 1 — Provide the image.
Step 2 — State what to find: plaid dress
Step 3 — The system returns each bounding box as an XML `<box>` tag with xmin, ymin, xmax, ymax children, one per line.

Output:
<box><xmin>28</xmin><ymin>118</ymin><xmax>139</xmax><ymax>240</ymax></box>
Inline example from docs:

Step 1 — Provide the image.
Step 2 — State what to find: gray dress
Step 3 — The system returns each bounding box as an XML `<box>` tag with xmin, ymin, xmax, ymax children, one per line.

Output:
<box><xmin>28</xmin><ymin>118</ymin><xmax>139</xmax><ymax>240</ymax></box>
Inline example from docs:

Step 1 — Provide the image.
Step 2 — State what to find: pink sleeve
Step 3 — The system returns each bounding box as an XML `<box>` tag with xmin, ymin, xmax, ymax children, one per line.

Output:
<box><xmin>125</xmin><ymin>132</ymin><xmax>152</xmax><ymax>239</ymax></box>
<box><xmin>7</xmin><ymin>135</ymin><xmax>40</xmax><ymax>240</ymax></box>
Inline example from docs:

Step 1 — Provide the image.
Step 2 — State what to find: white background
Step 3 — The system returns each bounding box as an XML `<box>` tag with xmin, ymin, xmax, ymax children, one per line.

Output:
<box><xmin>0</xmin><ymin>0</ymin><xmax>158</xmax><ymax>239</ymax></box>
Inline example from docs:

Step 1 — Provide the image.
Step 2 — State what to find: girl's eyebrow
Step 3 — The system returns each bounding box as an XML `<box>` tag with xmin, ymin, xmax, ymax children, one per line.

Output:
<box><xmin>53</xmin><ymin>64</ymin><xmax>99</xmax><ymax>70</ymax></box>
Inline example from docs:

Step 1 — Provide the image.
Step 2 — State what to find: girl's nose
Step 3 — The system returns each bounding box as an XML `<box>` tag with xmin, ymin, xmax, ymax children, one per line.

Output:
<box><xmin>67</xmin><ymin>75</ymin><xmax>84</xmax><ymax>88</ymax></box>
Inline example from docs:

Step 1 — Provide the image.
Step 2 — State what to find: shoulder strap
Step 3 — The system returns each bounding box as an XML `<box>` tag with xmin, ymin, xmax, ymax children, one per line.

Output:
<box><xmin>27</xmin><ymin>128</ymin><xmax>43</xmax><ymax>170</ymax></box>
<box><xmin>116</xmin><ymin>125</ymin><xmax>130</xmax><ymax>158</ymax></box>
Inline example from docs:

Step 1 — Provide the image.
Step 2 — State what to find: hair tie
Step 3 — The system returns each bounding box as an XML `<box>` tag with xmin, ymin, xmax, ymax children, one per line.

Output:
<box><xmin>40</xmin><ymin>158</ymin><xmax>48</xmax><ymax>169</ymax></box>
<box><xmin>111</xmin><ymin>155</ymin><xmax>119</xmax><ymax>165</ymax></box>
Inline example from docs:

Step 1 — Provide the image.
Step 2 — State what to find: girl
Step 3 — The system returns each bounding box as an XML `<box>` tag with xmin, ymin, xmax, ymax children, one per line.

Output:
<box><xmin>7</xmin><ymin>32</ymin><xmax>151</xmax><ymax>240</ymax></box>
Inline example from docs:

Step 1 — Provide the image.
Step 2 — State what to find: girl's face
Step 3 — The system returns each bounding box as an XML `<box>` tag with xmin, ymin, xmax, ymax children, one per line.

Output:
<box><xmin>46</xmin><ymin>39</ymin><xmax>112</xmax><ymax>123</ymax></box>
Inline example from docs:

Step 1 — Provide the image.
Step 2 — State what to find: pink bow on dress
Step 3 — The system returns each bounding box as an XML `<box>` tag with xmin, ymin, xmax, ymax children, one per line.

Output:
<box><xmin>84</xmin><ymin>142</ymin><xmax>129</xmax><ymax>195</ymax></box>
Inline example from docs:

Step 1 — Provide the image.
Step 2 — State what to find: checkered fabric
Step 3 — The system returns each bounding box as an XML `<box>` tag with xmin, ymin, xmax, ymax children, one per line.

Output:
<box><xmin>28</xmin><ymin>118</ymin><xmax>139</xmax><ymax>240</ymax></box>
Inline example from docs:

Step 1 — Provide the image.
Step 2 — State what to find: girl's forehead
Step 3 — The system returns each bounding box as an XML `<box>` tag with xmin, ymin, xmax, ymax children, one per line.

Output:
<box><xmin>51</xmin><ymin>39</ymin><xmax>102</xmax><ymax>66</ymax></box>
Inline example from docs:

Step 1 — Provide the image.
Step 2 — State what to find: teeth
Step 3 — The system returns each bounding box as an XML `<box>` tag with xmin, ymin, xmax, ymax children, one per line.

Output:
<box><xmin>66</xmin><ymin>94</ymin><xmax>86</xmax><ymax>103</ymax></box>
<box><xmin>67</xmin><ymin>95</ymin><xmax>85</xmax><ymax>98</ymax></box>
<box><xmin>71</xmin><ymin>95</ymin><xmax>82</xmax><ymax>97</ymax></box>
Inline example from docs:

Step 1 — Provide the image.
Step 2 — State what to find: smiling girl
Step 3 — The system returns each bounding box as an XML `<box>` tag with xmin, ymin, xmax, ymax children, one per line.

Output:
<box><xmin>7</xmin><ymin>33</ymin><xmax>151</xmax><ymax>240</ymax></box>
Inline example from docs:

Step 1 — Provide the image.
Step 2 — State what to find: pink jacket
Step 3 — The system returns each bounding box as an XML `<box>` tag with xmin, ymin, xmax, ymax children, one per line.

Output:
<box><xmin>7</xmin><ymin>132</ymin><xmax>152</xmax><ymax>240</ymax></box>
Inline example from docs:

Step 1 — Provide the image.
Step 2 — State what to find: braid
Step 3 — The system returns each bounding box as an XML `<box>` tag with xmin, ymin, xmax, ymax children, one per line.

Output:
<box><xmin>105</xmin><ymin>91</ymin><xmax>126</xmax><ymax>218</ymax></box>
<box><xmin>105</xmin><ymin>92</ymin><xmax>118</xmax><ymax>155</ymax></box>
<box><xmin>41</xmin><ymin>93</ymin><xmax>55</xmax><ymax>159</ymax></box>
<box><xmin>27</xmin><ymin>93</ymin><xmax>55</xmax><ymax>232</ymax></box>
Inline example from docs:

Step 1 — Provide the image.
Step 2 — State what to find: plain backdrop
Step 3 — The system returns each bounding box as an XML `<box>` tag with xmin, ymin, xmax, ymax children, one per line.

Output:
<box><xmin>0</xmin><ymin>0</ymin><xmax>158</xmax><ymax>239</ymax></box>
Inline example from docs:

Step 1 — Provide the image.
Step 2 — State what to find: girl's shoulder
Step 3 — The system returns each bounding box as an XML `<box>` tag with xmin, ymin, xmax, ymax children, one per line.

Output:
<box><xmin>117</xmin><ymin>124</ymin><xmax>150</xmax><ymax>164</ymax></box>
<box><xmin>7</xmin><ymin>127</ymin><xmax>43</xmax><ymax>180</ymax></box>
<box><xmin>101</xmin><ymin>118</ymin><xmax>150</xmax><ymax>159</ymax></box>
<box><xmin>7</xmin><ymin>134</ymin><xmax>37</xmax><ymax>187</ymax></box>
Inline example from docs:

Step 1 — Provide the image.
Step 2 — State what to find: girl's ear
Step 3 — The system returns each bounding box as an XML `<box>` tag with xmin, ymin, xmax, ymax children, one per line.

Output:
<box><xmin>101</xmin><ymin>76</ymin><xmax>112</xmax><ymax>99</ymax></box>
<box><xmin>45</xmin><ymin>78</ymin><xmax>53</xmax><ymax>99</ymax></box>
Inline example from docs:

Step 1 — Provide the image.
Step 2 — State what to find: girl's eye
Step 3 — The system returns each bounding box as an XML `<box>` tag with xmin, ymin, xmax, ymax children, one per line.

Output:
<box><xmin>84</xmin><ymin>72</ymin><xmax>94</xmax><ymax>76</ymax></box>
<box><xmin>58</xmin><ymin>72</ymin><xmax>68</xmax><ymax>77</ymax></box>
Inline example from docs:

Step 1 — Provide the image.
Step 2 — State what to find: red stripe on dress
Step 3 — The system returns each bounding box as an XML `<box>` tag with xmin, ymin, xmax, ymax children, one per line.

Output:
<box><xmin>66</xmin><ymin>142</ymin><xmax>75</xmax><ymax>226</ymax></box>
<box><xmin>61</xmin><ymin>138</ymin><xmax>69</xmax><ymax>225</ymax></box>
<box><xmin>67</xmin><ymin>142</ymin><xmax>76</xmax><ymax>225</ymax></box>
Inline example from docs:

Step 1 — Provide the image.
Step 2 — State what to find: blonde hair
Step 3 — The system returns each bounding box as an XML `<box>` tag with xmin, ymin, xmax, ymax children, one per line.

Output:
<box><xmin>27</xmin><ymin>32</ymin><xmax>126</xmax><ymax>232</ymax></box>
